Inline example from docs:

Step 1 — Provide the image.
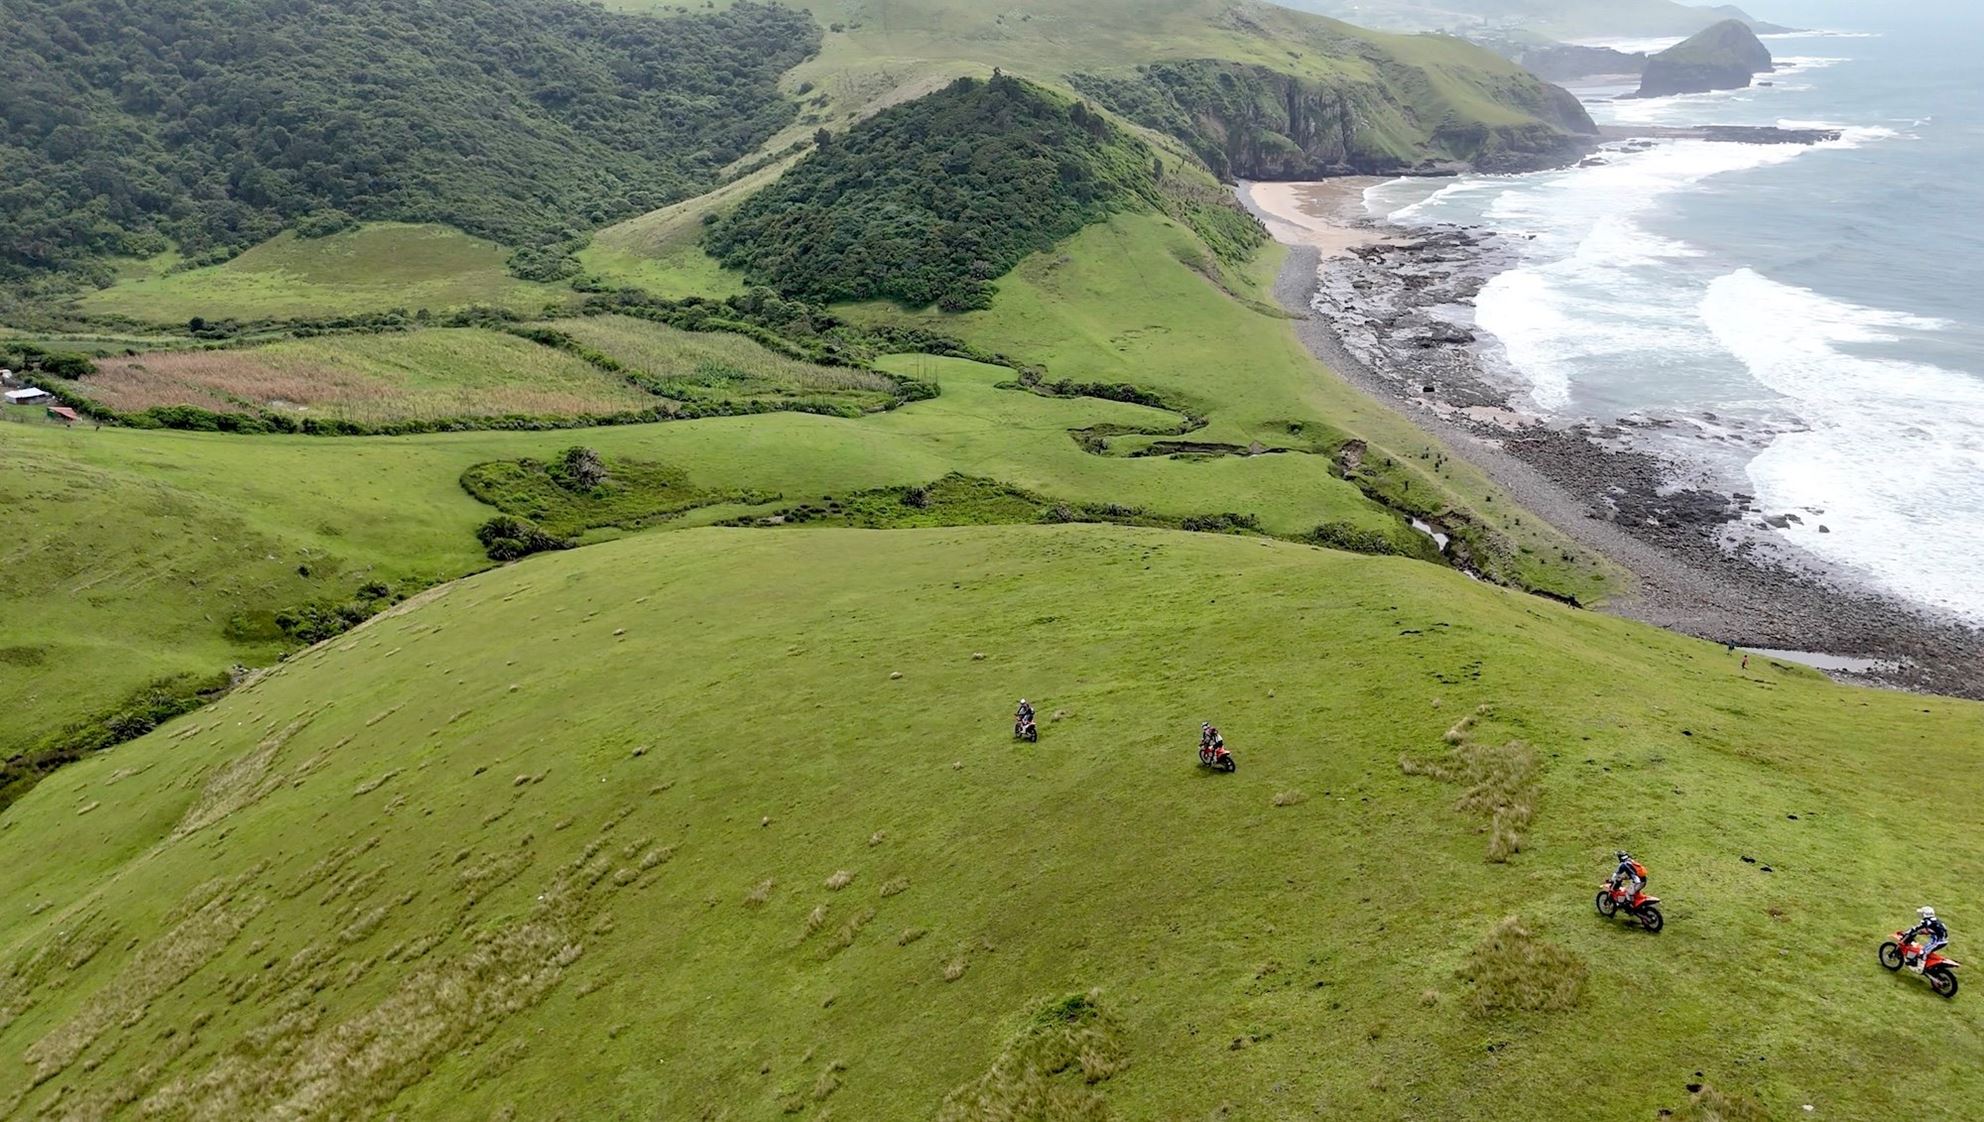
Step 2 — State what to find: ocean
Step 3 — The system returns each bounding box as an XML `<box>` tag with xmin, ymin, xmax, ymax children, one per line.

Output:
<box><xmin>1361</xmin><ymin>9</ymin><xmax>1984</xmax><ymax>623</ymax></box>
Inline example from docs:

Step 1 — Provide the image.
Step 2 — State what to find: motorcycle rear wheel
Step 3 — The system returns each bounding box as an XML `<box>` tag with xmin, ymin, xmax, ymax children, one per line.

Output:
<box><xmin>1595</xmin><ymin>891</ymin><xmax>1618</xmax><ymax>918</ymax></box>
<box><xmin>1219</xmin><ymin>756</ymin><xmax>1236</xmax><ymax>773</ymax></box>
<box><xmin>1927</xmin><ymin>965</ymin><xmax>1959</xmax><ymax>999</ymax></box>
<box><xmin>1637</xmin><ymin>905</ymin><xmax>1663</xmax><ymax>934</ymax></box>
<box><xmin>1879</xmin><ymin>942</ymin><xmax>1905</xmax><ymax>971</ymax></box>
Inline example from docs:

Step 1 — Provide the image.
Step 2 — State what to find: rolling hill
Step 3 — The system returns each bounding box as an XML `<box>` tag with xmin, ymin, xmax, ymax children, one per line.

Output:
<box><xmin>0</xmin><ymin>525</ymin><xmax>1977</xmax><ymax>1119</ymax></box>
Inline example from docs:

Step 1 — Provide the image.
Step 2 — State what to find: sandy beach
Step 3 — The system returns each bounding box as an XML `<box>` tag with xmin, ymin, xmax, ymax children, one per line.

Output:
<box><xmin>1237</xmin><ymin>179</ymin><xmax>1984</xmax><ymax>697</ymax></box>
<box><xmin>1240</xmin><ymin>178</ymin><xmax>1393</xmax><ymax>258</ymax></box>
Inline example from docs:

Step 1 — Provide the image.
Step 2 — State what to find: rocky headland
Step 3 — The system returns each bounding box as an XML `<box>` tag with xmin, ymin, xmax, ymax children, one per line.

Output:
<box><xmin>1630</xmin><ymin>19</ymin><xmax>1775</xmax><ymax>97</ymax></box>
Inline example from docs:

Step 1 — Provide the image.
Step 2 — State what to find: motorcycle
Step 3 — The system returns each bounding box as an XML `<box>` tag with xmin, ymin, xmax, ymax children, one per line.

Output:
<box><xmin>1880</xmin><ymin>933</ymin><xmax>1960</xmax><ymax>998</ymax></box>
<box><xmin>1014</xmin><ymin>716</ymin><xmax>1038</xmax><ymax>743</ymax></box>
<box><xmin>1594</xmin><ymin>881</ymin><xmax>1664</xmax><ymax>933</ymax></box>
<box><xmin>1197</xmin><ymin>742</ymin><xmax>1236</xmax><ymax>773</ymax></box>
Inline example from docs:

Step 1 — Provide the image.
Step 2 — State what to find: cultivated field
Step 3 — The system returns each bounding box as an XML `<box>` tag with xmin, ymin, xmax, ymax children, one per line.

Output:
<box><xmin>78</xmin><ymin>329</ymin><xmax>660</xmax><ymax>423</ymax></box>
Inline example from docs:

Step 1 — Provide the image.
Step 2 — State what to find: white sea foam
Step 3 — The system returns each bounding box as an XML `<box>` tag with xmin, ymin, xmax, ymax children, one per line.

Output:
<box><xmin>1706</xmin><ymin>270</ymin><xmax>1984</xmax><ymax>620</ymax></box>
<box><xmin>1465</xmin><ymin>139</ymin><xmax>1814</xmax><ymax>410</ymax></box>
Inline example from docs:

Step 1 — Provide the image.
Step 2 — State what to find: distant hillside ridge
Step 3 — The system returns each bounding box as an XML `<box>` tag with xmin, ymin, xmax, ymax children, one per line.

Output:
<box><xmin>1631</xmin><ymin>19</ymin><xmax>1774</xmax><ymax>97</ymax></box>
<box><xmin>705</xmin><ymin>73</ymin><xmax>1262</xmax><ymax>310</ymax></box>
<box><xmin>1069</xmin><ymin>57</ymin><xmax>1596</xmax><ymax>180</ymax></box>
<box><xmin>0</xmin><ymin>0</ymin><xmax>820</xmax><ymax>287</ymax></box>
<box><xmin>1271</xmin><ymin>0</ymin><xmax>1794</xmax><ymax>38</ymax></box>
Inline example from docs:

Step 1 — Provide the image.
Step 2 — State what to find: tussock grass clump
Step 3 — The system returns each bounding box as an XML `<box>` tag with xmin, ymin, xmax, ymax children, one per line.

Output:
<box><xmin>1457</xmin><ymin>916</ymin><xmax>1586</xmax><ymax>1018</ymax></box>
<box><xmin>879</xmin><ymin>877</ymin><xmax>910</xmax><ymax>898</ymax></box>
<box><xmin>823</xmin><ymin>909</ymin><xmax>875</xmax><ymax>958</ymax></box>
<box><xmin>1271</xmin><ymin>790</ymin><xmax>1306</xmax><ymax>807</ymax></box>
<box><xmin>1401</xmin><ymin>707</ymin><xmax>1540</xmax><ymax>862</ymax></box>
<box><xmin>897</xmin><ymin>928</ymin><xmax>928</xmax><ymax>947</ymax></box>
<box><xmin>942</xmin><ymin>958</ymin><xmax>968</xmax><ymax>983</ymax></box>
<box><xmin>743</xmin><ymin>879</ymin><xmax>775</xmax><ymax>908</ymax></box>
<box><xmin>935</xmin><ymin>991</ymin><xmax>1126</xmax><ymax>1121</ymax></box>
<box><xmin>801</xmin><ymin>904</ymin><xmax>829</xmax><ymax>940</ymax></box>
<box><xmin>824</xmin><ymin>869</ymin><xmax>855</xmax><ymax>891</ymax></box>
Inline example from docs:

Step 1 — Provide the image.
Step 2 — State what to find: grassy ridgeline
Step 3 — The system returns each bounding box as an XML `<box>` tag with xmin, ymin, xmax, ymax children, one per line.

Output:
<box><xmin>1</xmin><ymin>526</ymin><xmax>1976</xmax><ymax>1118</ymax></box>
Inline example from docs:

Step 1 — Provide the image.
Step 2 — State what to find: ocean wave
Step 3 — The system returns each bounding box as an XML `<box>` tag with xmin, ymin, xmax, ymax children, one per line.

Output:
<box><xmin>1705</xmin><ymin>269</ymin><xmax>1984</xmax><ymax>620</ymax></box>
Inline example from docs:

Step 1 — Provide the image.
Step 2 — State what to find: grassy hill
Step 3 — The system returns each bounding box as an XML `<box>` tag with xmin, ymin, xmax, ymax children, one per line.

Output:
<box><xmin>0</xmin><ymin>0</ymin><xmax>817</xmax><ymax>288</ymax></box>
<box><xmin>0</xmin><ymin>524</ymin><xmax>1977</xmax><ymax>1119</ymax></box>
<box><xmin>0</xmin><ymin>206</ymin><xmax>1611</xmax><ymax>807</ymax></box>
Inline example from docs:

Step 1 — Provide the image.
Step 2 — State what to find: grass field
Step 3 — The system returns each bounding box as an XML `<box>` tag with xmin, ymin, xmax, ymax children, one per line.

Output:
<box><xmin>77</xmin><ymin>329</ymin><xmax>660</xmax><ymax>422</ymax></box>
<box><xmin>80</xmin><ymin>224</ymin><xmax>572</xmax><ymax>323</ymax></box>
<box><xmin>1</xmin><ymin>525</ymin><xmax>1977</xmax><ymax>1120</ymax></box>
<box><xmin>553</xmin><ymin>314</ymin><xmax>900</xmax><ymax>410</ymax></box>
<box><xmin>1</xmin><ymin>206</ymin><xmax>1610</xmax><ymax>787</ymax></box>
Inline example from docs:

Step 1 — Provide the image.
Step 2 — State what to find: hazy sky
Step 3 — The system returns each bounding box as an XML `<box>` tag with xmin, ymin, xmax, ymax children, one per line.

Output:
<box><xmin>1751</xmin><ymin>0</ymin><xmax>1979</xmax><ymax>26</ymax></box>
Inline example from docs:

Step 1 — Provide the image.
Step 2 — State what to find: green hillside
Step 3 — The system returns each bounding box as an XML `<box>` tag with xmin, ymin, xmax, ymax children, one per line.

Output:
<box><xmin>1</xmin><ymin>525</ymin><xmax>1977</xmax><ymax>1119</ymax></box>
<box><xmin>707</xmin><ymin>74</ymin><xmax>1224</xmax><ymax>310</ymax></box>
<box><xmin>0</xmin><ymin>0</ymin><xmax>816</xmax><ymax>287</ymax></box>
<box><xmin>0</xmin><ymin>209</ymin><xmax>1609</xmax><ymax>810</ymax></box>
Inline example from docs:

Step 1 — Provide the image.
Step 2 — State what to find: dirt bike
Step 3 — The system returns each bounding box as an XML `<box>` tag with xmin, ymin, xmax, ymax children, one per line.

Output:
<box><xmin>1013</xmin><ymin>716</ymin><xmax>1038</xmax><ymax>743</ymax></box>
<box><xmin>1880</xmin><ymin>933</ymin><xmax>1960</xmax><ymax>998</ymax></box>
<box><xmin>1198</xmin><ymin>742</ymin><xmax>1235</xmax><ymax>773</ymax></box>
<box><xmin>1595</xmin><ymin>881</ymin><xmax>1664</xmax><ymax>933</ymax></box>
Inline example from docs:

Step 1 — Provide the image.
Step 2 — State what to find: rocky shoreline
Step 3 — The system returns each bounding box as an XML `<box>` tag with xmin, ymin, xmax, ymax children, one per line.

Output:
<box><xmin>1246</xmin><ymin>188</ymin><xmax>1984</xmax><ymax>698</ymax></box>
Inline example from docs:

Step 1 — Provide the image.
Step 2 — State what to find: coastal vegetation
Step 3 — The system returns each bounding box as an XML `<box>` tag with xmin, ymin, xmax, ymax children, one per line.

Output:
<box><xmin>0</xmin><ymin>0</ymin><xmax>817</xmax><ymax>288</ymax></box>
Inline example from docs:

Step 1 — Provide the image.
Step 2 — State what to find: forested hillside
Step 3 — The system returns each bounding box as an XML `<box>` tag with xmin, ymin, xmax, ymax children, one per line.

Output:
<box><xmin>706</xmin><ymin>74</ymin><xmax>1261</xmax><ymax>310</ymax></box>
<box><xmin>0</xmin><ymin>0</ymin><xmax>819</xmax><ymax>287</ymax></box>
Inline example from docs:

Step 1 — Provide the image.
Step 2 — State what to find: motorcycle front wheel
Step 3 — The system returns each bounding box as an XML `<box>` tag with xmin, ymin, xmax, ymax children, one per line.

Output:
<box><xmin>1638</xmin><ymin>905</ymin><xmax>1663</xmax><ymax>934</ymax></box>
<box><xmin>1927</xmin><ymin>966</ymin><xmax>1959</xmax><ymax>999</ymax></box>
<box><xmin>1878</xmin><ymin>942</ymin><xmax>1905</xmax><ymax>971</ymax></box>
<box><xmin>1595</xmin><ymin>891</ymin><xmax>1618</xmax><ymax>918</ymax></box>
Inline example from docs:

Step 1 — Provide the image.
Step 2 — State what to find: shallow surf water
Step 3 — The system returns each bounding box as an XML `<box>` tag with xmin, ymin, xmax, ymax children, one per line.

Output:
<box><xmin>1362</xmin><ymin>15</ymin><xmax>1984</xmax><ymax>623</ymax></box>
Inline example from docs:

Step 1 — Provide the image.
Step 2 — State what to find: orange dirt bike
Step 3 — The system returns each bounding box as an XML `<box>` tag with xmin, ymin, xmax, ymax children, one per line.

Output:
<box><xmin>1595</xmin><ymin>880</ymin><xmax>1664</xmax><ymax>933</ymax></box>
<box><xmin>1013</xmin><ymin>716</ymin><xmax>1038</xmax><ymax>743</ymax></box>
<box><xmin>1880</xmin><ymin>933</ymin><xmax>1960</xmax><ymax>998</ymax></box>
<box><xmin>1197</xmin><ymin>741</ymin><xmax>1235</xmax><ymax>773</ymax></box>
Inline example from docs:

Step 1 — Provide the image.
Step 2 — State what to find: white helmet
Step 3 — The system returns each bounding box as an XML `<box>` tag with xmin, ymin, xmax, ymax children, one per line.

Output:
<box><xmin>1019</xmin><ymin>699</ymin><xmax>1028</xmax><ymax>705</ymax></box>
<box><xmin>1920</xmin><ymin>906</ymin><xmax>1938</xmax><ymax>921</ymax></box>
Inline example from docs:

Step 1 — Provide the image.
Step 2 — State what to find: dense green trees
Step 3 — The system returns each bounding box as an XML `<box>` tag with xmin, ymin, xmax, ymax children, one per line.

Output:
<box><xmin>706</xmin><ymin>74</ymin><xmax>1169</xmax><ymax>311</ymax></box>
<box><xmin>0</xmin><ymin>0</ymin><xmax>820</xmax><ymax>286</ymax></box>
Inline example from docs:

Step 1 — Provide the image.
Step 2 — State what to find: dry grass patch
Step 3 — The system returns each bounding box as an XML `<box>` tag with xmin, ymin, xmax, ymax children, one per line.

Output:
<box><xmin>879</xmin><ymin>877</ymin><xmax>910</xmax><ymax>898</ymax></box>
<box><xmin>1401</xmin><ymin>707</ymin><xmax>1539</xmax><ymax>862</ymax></box>
<box><xmin>744</xmin><ymin>879</ymin><xmax>776</xmax><ymax>907</ymax></box>
<box><xmin>936</xmin><ymin>991</ymin><xmax>1126</xmax><ymax>1122</ymax></box>
<box><xmin>824</xmin><ymin>869</ymin><xmax>856</xmax><ymax>891</ymax></box>
<box><xmin>1457</xmin><ymin>916</ymin><xmax>1586</xmax><ymax>1018</ymax></box>
<box><xmin>79</xmin><ymin>329</ymin><xmax>656</xmax><ymax>422</ymax></box>
<box><xmin>1270</xmin><ymin>790</ymin><xmax>1306</xmax><ymax>807</ymax></box>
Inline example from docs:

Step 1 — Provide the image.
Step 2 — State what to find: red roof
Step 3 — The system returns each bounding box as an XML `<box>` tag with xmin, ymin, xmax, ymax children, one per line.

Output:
<box><xmin>47</xmin><ymin>406</ymin><xmax>79</xmax><ymax>421</ymax></box>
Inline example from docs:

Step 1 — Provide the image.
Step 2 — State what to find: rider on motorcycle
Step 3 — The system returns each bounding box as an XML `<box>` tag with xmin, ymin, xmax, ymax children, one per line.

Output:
<box><xmin>1200</xmin><ymin>723</ymin><xmax>1224</xmax><ymax>751</ymax></box>
<box><xmin>1902</xmin><ymin>906</ymin><xmax>1950</xmax><ymax>964</ymax></box>
<box><xmin>1609</xmin><ymin>851</ymin><xmax>1647</xmax><ymax>902</ymax></box>
<box><xmin>1016</xmin><ymin>698</ymin><xmax>1035</xmax><ymax>724</ymax></box>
